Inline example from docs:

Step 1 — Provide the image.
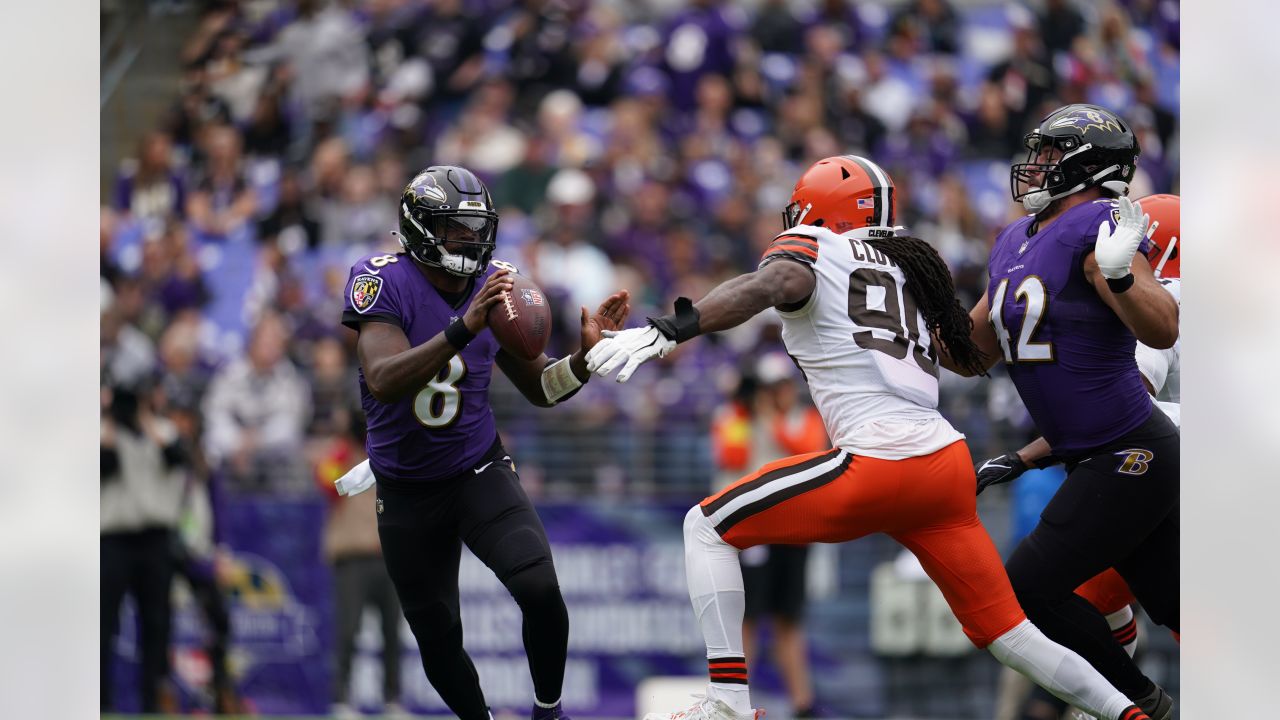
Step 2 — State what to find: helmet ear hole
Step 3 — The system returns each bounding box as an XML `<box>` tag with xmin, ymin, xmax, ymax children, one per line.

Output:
<box><xmin>812</xmin><ymin>218</ymin><xmax>825</xmax><ymax>227</ymax></box>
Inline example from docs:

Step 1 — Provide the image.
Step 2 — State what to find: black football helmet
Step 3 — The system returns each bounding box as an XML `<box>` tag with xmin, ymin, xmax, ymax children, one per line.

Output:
<box><xmin>397</xmin><ymin>165</ymin><xmax>498</xmax><ymax>277</ymax></box>
<box><xmin>1010</xmin><ymin>104</ymin><xmax>1140</xmax><ymax>214</ymax></box>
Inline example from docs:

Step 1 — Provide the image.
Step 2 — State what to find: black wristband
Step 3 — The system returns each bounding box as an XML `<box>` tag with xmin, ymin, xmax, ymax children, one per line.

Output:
<box><xmin>1105</xmin><ymin>273</ymin><xmax>1136</xmax><ymax>294</ymax></box>
<box><xmin>648</xmin><ymin>296</ymin><xmax>702</xmax><ymax>343</ymax></box>
<box><xmin>444</xmin><ymin>318</ymin><xmax>476</xmax><ymax>350</ymax></box>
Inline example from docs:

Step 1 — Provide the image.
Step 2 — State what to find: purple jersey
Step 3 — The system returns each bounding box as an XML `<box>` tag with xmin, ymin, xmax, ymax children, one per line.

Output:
<box><xmin>986</xmin><ymin>199</ymin><xmax>1153</xmax><ymax>457</ymax></box>
<box><xmin>341</xmin><ymin>252</ymin><xmax>501</xmax><ymax>482</ymax></box>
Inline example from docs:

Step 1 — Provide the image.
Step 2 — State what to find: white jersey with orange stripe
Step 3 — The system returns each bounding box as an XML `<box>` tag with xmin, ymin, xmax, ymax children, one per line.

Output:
<box><xmin>1136</xmin><ymin>277</ymin><xmax>1180</xmax><ymax>426</ymax></box>
<box><xmin>760</xmin><ymin>224</ymin><xmax>964</xmax><ymax>460</ymax></box>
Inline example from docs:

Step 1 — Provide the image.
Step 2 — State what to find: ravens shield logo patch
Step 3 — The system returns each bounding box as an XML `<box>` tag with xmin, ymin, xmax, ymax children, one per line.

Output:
<box><xmin>351</xmin><ymin>274</ymin><xmax>384</xmax><ymax>313</ymax></box>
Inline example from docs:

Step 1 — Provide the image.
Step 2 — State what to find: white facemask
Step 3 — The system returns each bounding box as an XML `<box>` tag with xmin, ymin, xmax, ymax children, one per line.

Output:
<box><xmin>1021</xmin><ymin>168</ymin><xmax>1127</xmax><ymax>215</ymax></box>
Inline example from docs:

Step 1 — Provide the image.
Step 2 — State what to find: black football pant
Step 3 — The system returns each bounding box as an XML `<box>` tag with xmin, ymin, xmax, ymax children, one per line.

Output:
<box><xmin>1006</xmin><ymin>410</ymin><xmax>1179</xmax><ymax>702</ymax></box>
<box><xmin>375</xmin><ymin>441</ymin><xmax>568</xmax><ymax>720</ymax></box>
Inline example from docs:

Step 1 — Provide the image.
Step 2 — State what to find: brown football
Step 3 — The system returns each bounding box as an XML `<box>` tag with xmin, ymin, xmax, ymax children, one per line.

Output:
<box><xmin>487</xmin><ymin>272</ymin><xmax>552</xmax><ymax>361</ymax></box>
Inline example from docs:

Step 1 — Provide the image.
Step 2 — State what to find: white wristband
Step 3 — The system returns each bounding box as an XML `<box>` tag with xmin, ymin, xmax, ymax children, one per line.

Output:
<box><xmin>540</xmin><ymin>356</ymin><xmax>584</xmax><ymax>404</ymax></box>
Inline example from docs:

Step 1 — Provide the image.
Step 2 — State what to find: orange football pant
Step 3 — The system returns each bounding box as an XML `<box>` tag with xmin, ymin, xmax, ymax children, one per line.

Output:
<box><xmin>699</xmin><ymin>441</ymin><xmax>1025</xmax><ymax>648</ymax></box>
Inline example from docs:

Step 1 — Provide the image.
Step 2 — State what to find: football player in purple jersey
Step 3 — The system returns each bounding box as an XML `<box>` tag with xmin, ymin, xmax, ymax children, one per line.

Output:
<box><xmin>938</xmin><ymin>105</ymin><xmax>1179</xmax><ymax>720</ymax></box>
<box><xmin>341</xmin><ymin>165</ymin><xmax>629</xmax><ymax>720</ymax></box>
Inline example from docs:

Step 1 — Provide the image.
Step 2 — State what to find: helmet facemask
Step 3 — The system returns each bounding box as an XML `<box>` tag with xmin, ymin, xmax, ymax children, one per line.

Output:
<box><xmin>781</xmin><ymin>201</ymin><xmax>813</xmax><ymax>230</ymax></box>
<box><xmin>1150</xmin><ymin>235</ymin><xmax>1177</xmax><ymax>278</ymax></box>
<box><xmin>1011</xmin><ymin>130</ymin><xmax>1128</xmax><ymax>214</ymax></box>
<box><xmin>399</xmin><ymin>202</ymin><xmax>497</xmax><ymax>277</ymax></box>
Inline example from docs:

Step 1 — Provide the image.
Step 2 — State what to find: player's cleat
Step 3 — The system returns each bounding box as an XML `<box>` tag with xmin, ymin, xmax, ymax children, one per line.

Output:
<box><xmin>532</xmin><ymin>700</ymin><xmax>572</xmax><ymax>720</ymax></box>
<box><xmin>642</xmin><ymin>695</ymin><xmax>765</xmax><ymax>720</ymax></box>
<box><xmin>1134</xmin><ymin>684</ymin><xmax>1173</xmax><ymax>720</ymax></box>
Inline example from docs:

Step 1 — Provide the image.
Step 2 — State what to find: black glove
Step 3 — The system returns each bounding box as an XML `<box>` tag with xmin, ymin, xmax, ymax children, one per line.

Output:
<box><xmin>975</xmin><ymin>452</ymin><xmax>1028</xmax><ymax>495</ymax></box>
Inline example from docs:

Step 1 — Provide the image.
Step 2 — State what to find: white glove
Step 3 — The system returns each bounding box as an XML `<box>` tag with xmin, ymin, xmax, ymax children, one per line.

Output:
<box><xmin>335</xmin><ymin>458</ymin><xmax>375</xmax><ymax>496</ymax></box>
<box><xmin>585</xmin><ymin>325</ymin><xmax>677</xmax><ymax>383</ymax></box>
<box><xmin>1094</xmin><ymin>197</ymin><xmax>1150</xmax><ymax>280</ymax></box>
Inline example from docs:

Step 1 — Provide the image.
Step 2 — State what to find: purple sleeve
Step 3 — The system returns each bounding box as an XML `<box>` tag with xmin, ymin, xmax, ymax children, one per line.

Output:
<box><xmin>340</xmin><ymin>257</ymin><xmax>404</xmax><ymax>330</ymax></box>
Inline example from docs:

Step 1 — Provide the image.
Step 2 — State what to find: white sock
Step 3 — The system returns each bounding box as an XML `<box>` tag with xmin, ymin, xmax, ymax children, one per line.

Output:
<box><xmin>683</xmin><ymin>506</ymin><xmax>753</xmax><ymax>715</ymax></box>
<box><xmin>987</xmin><ymin>619</ymin><xmax>1133</xmax><ymax>720</ymax></box>
<box><xmin>534</xmin><ymin>697</ymin><xmax>560</xmax><ymax>709</ymax></box>
<box><xmin>1104</xmin><ymin>606</ymin><xmax>1138</xmax><ymax>658</ymax></box>
<box><xmin>706</xmin><ymin>682</ymin><xmax>751</xmax><ymax>716</ymax></box>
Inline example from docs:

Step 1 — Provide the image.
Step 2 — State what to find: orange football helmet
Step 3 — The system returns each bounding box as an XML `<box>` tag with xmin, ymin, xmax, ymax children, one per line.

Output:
<box><xmin>1139</xmin><ymin>193</ymin><xmax>1179</xmax><ymax>279</ymax></box>
<box><xmin>783</xmin><ymin>155</ymin><xmax>898</xmax><ymax>236</ymax></box>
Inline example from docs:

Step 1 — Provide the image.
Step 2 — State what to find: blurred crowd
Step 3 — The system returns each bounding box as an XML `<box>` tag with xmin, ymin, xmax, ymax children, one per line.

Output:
<box><xmin>100</xmin><ymin>0</ymin><xmax>1180</xmax><ymax>503</ymax></box>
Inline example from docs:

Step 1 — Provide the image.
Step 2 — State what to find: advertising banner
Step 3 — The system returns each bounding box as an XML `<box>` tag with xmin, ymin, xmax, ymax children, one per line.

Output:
<box><xmin>110</xmin><ymin>499</ymin><xmax>709</xmax><ymax>717</ymax></box>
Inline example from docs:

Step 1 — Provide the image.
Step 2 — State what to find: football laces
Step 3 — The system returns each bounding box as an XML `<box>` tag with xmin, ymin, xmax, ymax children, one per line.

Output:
<box><xmin>500</xmin><ymin>289</ymin><xmax>518</xmax><ymax>321</ymax></box>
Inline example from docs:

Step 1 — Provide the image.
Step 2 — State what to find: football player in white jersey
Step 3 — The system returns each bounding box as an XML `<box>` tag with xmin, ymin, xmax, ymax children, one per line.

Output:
<box><xmin>586</xmin><ymin>156</ymin><xmax>1158</xmax><ymax>720</ymax></box>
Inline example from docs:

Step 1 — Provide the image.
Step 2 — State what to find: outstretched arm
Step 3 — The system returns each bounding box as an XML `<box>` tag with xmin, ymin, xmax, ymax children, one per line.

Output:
<box><xmin>686</xmin><ymin>260</ymin><xmax>816</xmax><ymax>335</ymax></box>
<box><xmin>587</xmin><ymin>260</ymin><xmax>815</xmax><ymax>382</ymax></box>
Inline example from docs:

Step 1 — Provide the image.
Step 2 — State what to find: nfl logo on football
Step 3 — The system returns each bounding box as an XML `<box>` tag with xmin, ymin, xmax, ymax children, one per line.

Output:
<box><xmin>521</xmin><ymin>288</ymin><xmax>544</xmax><ymax>306</ymax></box>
